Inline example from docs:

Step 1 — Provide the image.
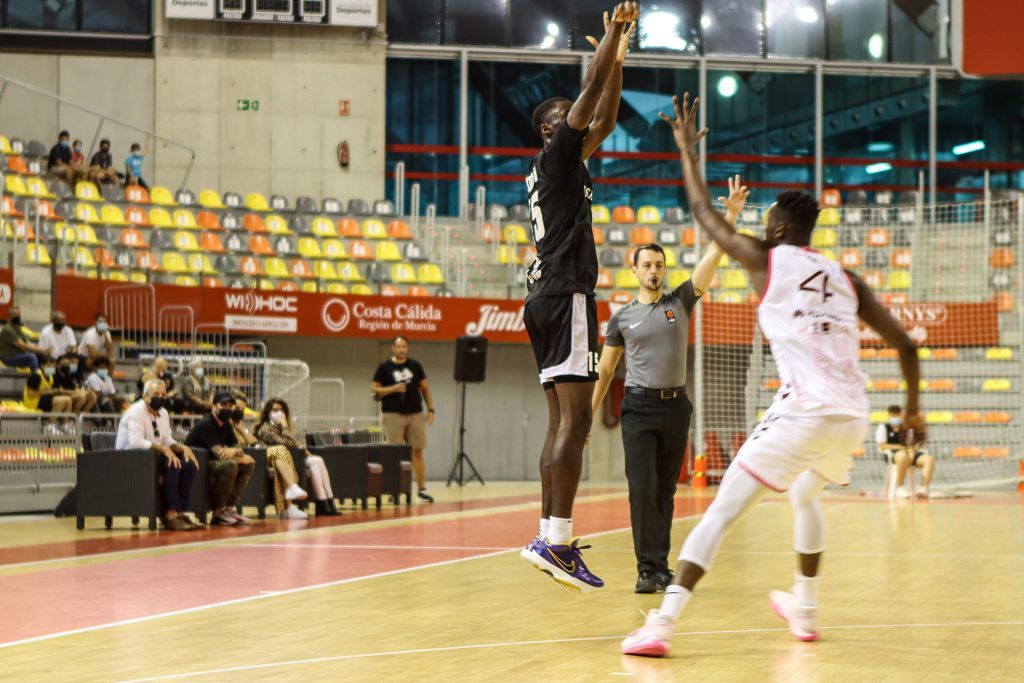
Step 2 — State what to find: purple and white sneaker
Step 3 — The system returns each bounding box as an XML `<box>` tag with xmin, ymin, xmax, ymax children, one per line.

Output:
<box><xmin>521</xmin><ymin>537</ymin><xmax>604</xmax><ymax>592</ymax></box>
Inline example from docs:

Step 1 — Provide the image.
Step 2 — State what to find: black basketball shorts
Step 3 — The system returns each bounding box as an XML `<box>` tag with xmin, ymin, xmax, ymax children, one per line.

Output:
<box><xmin>523</xmin><ymin>293</ymin><xmax>599</xmax><ymax>386</ymax></box>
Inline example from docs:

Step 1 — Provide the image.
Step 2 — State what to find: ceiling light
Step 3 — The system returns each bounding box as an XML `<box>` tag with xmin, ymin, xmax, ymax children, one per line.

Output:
<box><xmin>795</xmin><ymin>6</ymin><xmax>819</xmax><ymax>23</ymax></box>
<box><xmin>547</xmin><ymin>22</ymin><xmax>559</xmax><ymax>37</ymax></box>
<box><xmin>868</xmin><ymin>33</ymin><xmax>885</xmax><ymax>59</ymax></box>
<box><xmin>701</xmin><ymin>14</ymin><xmax>711</xmax><ymax>28</ymax></box>
<box><xmin>867</xmin><ymin>142</ymin><xmax>894</xmax><ymax>153</ymax></box>
<box><xmin>866</xmin><ymin>162</ymin><xmax>892</xmax><ymax>174</ymax></box>
<box><xmin>953</xmin><ymin>140</ymin><xmax>986</xmax><ymax>155</ymax></box>
<box><xmin>717</xmin><ymin>75</ymin><xmax>738</xmax><ymax>98</ymax></box>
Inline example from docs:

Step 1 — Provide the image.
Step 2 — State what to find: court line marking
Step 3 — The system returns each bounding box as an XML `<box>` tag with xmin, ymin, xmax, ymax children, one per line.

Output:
<box><xmin>242</xmin><ymin>544</ymin><xmax>514</xmax><ymax>551</ymax></box>
<box><xmin>116</xmin><ymin>620</ymin><xmax>1024</xmax><ymax>683</ymax></box>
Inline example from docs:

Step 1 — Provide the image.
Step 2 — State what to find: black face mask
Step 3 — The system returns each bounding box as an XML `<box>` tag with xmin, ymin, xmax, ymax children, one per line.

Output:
<box><xmin>53</xmin><ymin>322</ymin><xmax>66</xmax><ymax>331</ymax></box>
<box><xmin>216</xmin><ymin>408</ymin><xmax>233</xmax><ymax>422</ymax></box>
<box><xmin>10</xmin><ymin>316</ymin><xmax>21</xmax><ymax>326</ymax></box>
<box><xmin>149</xmin><ymin>396</ymin><xmax>167</xmax><ymax>411</ymax></box>
<box><xmin>232</xmin><ymin>408</ymin><xmax>245</xmax><ymax>422</ymax></box>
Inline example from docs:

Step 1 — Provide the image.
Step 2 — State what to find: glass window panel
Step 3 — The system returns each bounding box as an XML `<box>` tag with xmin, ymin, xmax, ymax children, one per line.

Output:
<box><xmin>7</xmin><ymin>0</ymin><xmax>76</xmax><ymax>31</ymax></box>
<box><xmin>706</xmin><ymin>70</ymin><xmax>815</xmax><ymax>205</ymax></box>
<box><xmin>637</xmin><ymin>1</ymin><xmax>700</xmax><ymax>55</ymax></box>
<box><xmin>444</xmin><ymin>0</ymin><xmax>507</xmax><ymax>47</ymax></box>
<box><xmin>826</xmin><ymin>0</ymin><xmax>887</xmax><ymax>62</ymax></box>
<box><xmin>386</xmin><ymin>0</ymin><xmax>442</xmax><ymax>44</ymax></box>
<box><xmin>702</xmin><ymin>0</ymin><xmax>763</xmax><ymax>57</ymax></box>
<box><xmin>765</xmin><ymin>0</ymin><xmax>824</xmax><ymax>58</ymax></box>
<box><xmin>823</xmin><ymin>75</ymin><xmax>929</xmax><ymax>202</ymax></box>
<box><xmin>82</xmin><ymin>0</ymin><xmax>150</xmax><ymax>34</ymax></box>
<box><xmin>890</xmin><ymin>0</ymin><xmax>948</xmax><ymax>64</ymax></box>
<box><xmin>573</xmin><ymin>0</ymin><xmax>617</xmax><ymax>50</ymax></box>
<box><xmin>509</xmin><ymin>0</ymin><xmax>570</xmax><ymax>50</ymax></box>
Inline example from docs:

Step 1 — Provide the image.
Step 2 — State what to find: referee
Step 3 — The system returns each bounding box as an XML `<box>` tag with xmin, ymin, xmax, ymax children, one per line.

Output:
<box><xmin>592</xmin><ymin>177</ymin><xmax>748</xmax><ymax>593</ymax></box>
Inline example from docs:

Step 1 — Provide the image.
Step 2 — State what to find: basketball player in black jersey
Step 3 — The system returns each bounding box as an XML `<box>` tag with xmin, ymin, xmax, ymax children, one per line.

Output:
<box><xmin>519</xmin><ymin>1</ymin><xmax>638</xmax><ymax>592</ymax></box>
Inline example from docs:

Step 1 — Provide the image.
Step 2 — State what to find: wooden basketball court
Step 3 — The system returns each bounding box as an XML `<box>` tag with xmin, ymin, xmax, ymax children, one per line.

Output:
<box><xmin>2</xmin><ymin>483</ymin><xmax>1022</xmax><ymax>681</ymax></box>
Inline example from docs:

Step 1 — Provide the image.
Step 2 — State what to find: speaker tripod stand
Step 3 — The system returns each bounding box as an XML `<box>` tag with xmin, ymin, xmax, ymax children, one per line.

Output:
<box><xmin>447</xmin><ymin>381</ymin><xmax>484</xmax><ymax>487</ymax></box>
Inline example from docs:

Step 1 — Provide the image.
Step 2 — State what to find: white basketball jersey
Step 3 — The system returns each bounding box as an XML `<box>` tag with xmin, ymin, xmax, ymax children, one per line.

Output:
<box><xmin>759</xmin><ymin>244</ymin><xmax>869</xmax><ymax>418</ymax></box>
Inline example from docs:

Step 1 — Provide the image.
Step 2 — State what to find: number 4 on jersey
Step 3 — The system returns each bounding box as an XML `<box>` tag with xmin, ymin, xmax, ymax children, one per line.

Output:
<box><xmin>799</xmin><ymin>270</ymin><xmax>833</xmax><ymax>303</ymax></box>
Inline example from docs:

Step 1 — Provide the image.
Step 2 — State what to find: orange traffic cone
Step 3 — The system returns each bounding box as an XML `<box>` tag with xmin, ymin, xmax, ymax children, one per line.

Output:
<box><xmin>692</xmin><ymin>453</ymin><xmax>707</xmax><ymax>489</ymax></box>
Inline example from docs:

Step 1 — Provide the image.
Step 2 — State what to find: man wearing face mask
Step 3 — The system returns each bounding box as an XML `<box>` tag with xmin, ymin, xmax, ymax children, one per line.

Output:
<box><xmin>78</xmin><ymin>313</ymin><xmax>115</xmax><ymax>372</ymax></box>
<box><xmin>180</xmin><ymin>359</ymin><xmax>213</xmax><ymax>414</ymax></box>
<box><xmin>89</xmin><ymin>139</ymin><xmax>113</xmax><ymax>170</ymax></box>
<box><xmin>876</xmin><ymin>404</ymin><xmax>936</xmax><ymax>499</ymax></box>
<box><xmin>0</xmin><ymin>306</ymin><xmax>45</xmax><ymax>373</ymax></box>
<box><xmin>117</xmin><ymin>380</ymin><xmax>204</xmax><ymax>531</ymax></box>
<box><xmin>83</xmin><ymin>357</ymin><xmax>127</xmax><ymax>413</ymax></box>
<box><xmin>55</xmin><ymin>353</ymin><xmax>96</xmax><ymax>414</ymax></box>
<box><xmin>185</xmin><ymin>392</ymin><xmax>255</xmax><ymax>526</ymax></box>
<box><xmin>125</xmin><ymin>140</ymin><xmax>150</xmax><ymax>189</ymax></box>
<box><xmin>39</xmin><ymin>310</ymin><xmax>78</xmax><ymax>361</ymax></box>
<box><xmin>47</xmin><ymin>130</ymin><xmax>72</xmax><ymax>171</ymax></box>
<box><xmin>24</xmin><ymin>357</ymin><xmax>75</xmax><ymax>436</ymax></box>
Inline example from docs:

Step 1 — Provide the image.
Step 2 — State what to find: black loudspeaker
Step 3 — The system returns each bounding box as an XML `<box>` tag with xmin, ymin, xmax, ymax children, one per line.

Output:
<box><xmin>454</xmin><ymin>336</ymin><xmax>488</xmax><ymax>383</ymax></box>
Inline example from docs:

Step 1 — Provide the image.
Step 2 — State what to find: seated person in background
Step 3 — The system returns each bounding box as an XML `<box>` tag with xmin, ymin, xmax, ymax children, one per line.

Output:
<box><xmin>86</xmin><ymin>138</ymin><xmax>119</xmax><ymax>185</ymax></box>
<box><xmin>55</xmin><ymin>353</ymin><xmax>96</xmax><ymax>414</ymax></box>
<box><xmin>83</xmin><ymin>358</ymin><xmax>127</xmax><ymax>413</ymax></box>
<box><xmin>1</xmin><ymin>307</ymin><xmax>45</xmax><ymax>372</ymax></box>
<box><xmin>180</xmin><ymin>359</ymin><xmax>213</xmax><ymax>414</ymax></box>
<box><xmin>230</xmin><ymin>391</ymin><xmax>309</xmax><ymax>520</ymax></box>
<box><xmin>24</xmin><ymin>357</ymin><xmax>74</xmax><ymax>435</ymax></box>
<box><xmin>138</xmin><ymin>357</ymin><xmax>185</xmax><ymax>413</ymax></box>
<box><xmin>876</xmin><ymin>404</ymin><xmax>935</xmax><ymax>499</ymax></box>
<box><xmin>47</xmin><ymin>130</ymin><xmax>72</xmax><ymax>172</ymax></box>
<box><xmin>39</xmin><ymin>310</ymin><xmax>77</xmax><ymax>360</ymax></box>
<box><xmin>125</xmin><ymin>140</ymin><xmax>150</xmax><ymax>189</ymax></box>
<box><xmin>184</xmin><ymin>392</ymin><xmax>255</xmax><ymax>526</ymax></box>
<box><xmin>116</xmin><ymin>380</ymin><xmax>203</xmax><ymax>531</ymax></box>
<box><xmin>78</xmin><ymin>314</ymin><xmax>114</xmax><ymax>371</ymax></box>
<box><xmin>71</xmin><ymin>139</ymin><xmax>85</xmax><ymax>166</ymax></box>
<box><xmin>256</xmin><ymin>397</ymin><xmax>340</xmax><ymax>517</ymax></box>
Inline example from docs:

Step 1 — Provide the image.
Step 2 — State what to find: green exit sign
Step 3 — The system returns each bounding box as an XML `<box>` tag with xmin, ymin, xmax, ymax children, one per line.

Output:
<box><xmin>236</xmin><ymin>99</ymin><xmax>260</xmax><ymax>111</ymax></box>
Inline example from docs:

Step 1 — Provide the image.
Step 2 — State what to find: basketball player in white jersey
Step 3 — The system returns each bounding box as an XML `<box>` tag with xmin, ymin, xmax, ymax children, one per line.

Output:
<box><xmin>621</xmin><ymin>93</ymin><xmax>927</xmax><ymax>657</ymax></box>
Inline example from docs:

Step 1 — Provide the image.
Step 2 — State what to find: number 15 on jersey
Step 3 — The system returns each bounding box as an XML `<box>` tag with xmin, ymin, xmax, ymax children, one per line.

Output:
<box><xmin>525</xmin><ymin>166</ymin><xmax>546</xmax><ymax>242</ymax></box>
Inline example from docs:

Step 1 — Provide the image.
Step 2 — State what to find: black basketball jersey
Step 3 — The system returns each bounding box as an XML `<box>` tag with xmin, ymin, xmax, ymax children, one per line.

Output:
<box><xmin>524</xmin><ymin>124</ymin><xmax>597</xmax><ymax>302</ymax></box>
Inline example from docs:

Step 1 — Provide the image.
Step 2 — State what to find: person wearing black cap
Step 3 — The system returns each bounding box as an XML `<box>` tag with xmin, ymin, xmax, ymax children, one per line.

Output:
<box><xmin>185</xmin><ymin>391</ymin><xmax>255</xmax><ymax>526</ymax></box>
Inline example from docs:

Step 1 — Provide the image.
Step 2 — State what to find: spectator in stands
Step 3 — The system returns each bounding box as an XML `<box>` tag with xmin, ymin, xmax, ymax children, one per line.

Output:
<box><xmin>47</xmin><ymin>130</ymin><xmax>71</xmax><ymax>171</ymax></box>
<box><xmin>184</xmin><ymin>392</ymin><xmax>255</xmax><ymax>526</ymax></box>
<box><xmin>71</xmin><ymin>139</ymin><xmax>85</xmax><ymax>166</ymax></box>
<box><xmin>229</xmin><ymin>391</ymin><xmax>310</xmax><ymax>519</ymax></box>
<box><xmin>84</xmin><ymin>357</ymin><xmax>127</xmax><ymax>413</ymax></box>
<box><xmin>138</xmin><ymin>357</ymin><xmax>185</xmax><ymax>413</ymax></box>
<box><xmin>55</xmin><ymin>353</ymin><xmax>96</xmax><ymax>414</ymax></box>
<box><xmin>125</xmin><ymin>140</ymin><xmax>150</xmax><ymax>189</ymax></box>
<box><xmin>117</xmin><ymin>379</ymin><xmax>204</xmax><ymax>531</ymax></box>
<box><xmin>24</xmin><ymin>357</ymin><xmax>74</xmax><ymax>436</ymax></box>
<box><xmin>372</xmin><ymin>336</ymin><xmax>435</xmax><ymax>502</ymax></box>
<box><xmin>876</xmin><ymin>405</ymin><xmax>936</xmax><ymax>499</ymax></box>
<box><xmin>78</xmin><ymin>313</ymin><xmax>114</xmax><ymax>371</ymax></box>
<box><xmin>39</xmin><ymin>310</ymin><xmax>77</xmax><ymax>360</ymax></box>
<box><xmin>180</xmin><ymin>359</ymin><xmax>213</xmax><ymax>413</ymax></box>
<box><xmin>255</xmin><ymin>397</ymin><xmax>340</xmax><ymax>517</ymax></box>
<box><xmin>89</xmin><ymin>139</ymin><xmax>113</xmax><ymax>170</ymax></box>
<box><xmin>1</xmin><ymin>307</ymin><xmax>45</xmax><ymax>372</ymax></box>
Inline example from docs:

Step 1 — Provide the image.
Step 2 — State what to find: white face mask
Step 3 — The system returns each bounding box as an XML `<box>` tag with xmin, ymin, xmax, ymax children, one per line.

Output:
<box><xmin>889</xmin><ymin>417</ymin><xmax>902</xmax><ymax>427</ymax></box>
<box><xmin>194</xmin><ymin>367</ymin><xmax>204</xmax><ymax>378</ymax></box>
<box><xmin>270</xmin><ymin>410</ymin><xmax>286</xmax><ymax>425</ymax></box>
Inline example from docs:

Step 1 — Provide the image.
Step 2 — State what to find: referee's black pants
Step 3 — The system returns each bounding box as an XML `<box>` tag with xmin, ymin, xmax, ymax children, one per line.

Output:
<box><xmin>620</xmin><ymin>391</ymin><xmax>693</xmax><ymax>575</ymax></box>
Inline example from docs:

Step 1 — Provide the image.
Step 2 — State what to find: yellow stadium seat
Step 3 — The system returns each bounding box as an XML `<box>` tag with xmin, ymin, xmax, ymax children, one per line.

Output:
<box><xmin>503</xmin><ymin>224</ymin><xmax>530</xmax><ymax>245</ymax></box>
<box><xmin>325</xmin><ymin>283</ymin><xmax>348</xmax><ymax>294</ymax></box>
<box><xmin>173</xmin><ymin>209</ymin><xmax>199</xmax><ymax>230</ymax></box>
<box><xmin>75</xmin><ymin>203</ymin><xmax>101</xmax><ymax>224</ymax></box>
<box><xmin>175</xmin><ymin>276</ymin><xmax>198</xmax><ymax>287</ymax></box>
<box><xmin>264</xmin><ymin>258</ymin><xmax>290</xmax><ymax>278</ymax></box>
<box><xmin>636</xmin><ymin>206</ymin><xmax>662</xmax><ymax>224</ymax></box>
<box><xmin>983</xmin><ymin>378</ymin><xmax>1011</xmax><ymax>392</ymax></box>
<box><xmin>187</xmin><ymin>254</ymin><xmax>216</xmax><ymax>274</ymax></box>
<box><xmin>926</xmin><ymin>411</ymin><xmax>954</xmax><ymax>424</ymax></box>
<box><xmin>715</xmin><ymin>292</ymin><xmax>743</xmax><ymax>303</ymax></box>
<box><xmin>100</xmin><ymin>204</ymin><xmax>128</xmax><ymax>226</ymax></box>
<box><xmin>0</xmin><ymin>135</ymin><xmax>14</xmax><ymax>155</ymax></box>
<box><xmin>664</xmin><ymin>249</ymin><xmax>678</xmax><ymax>268</ymax></box>
<box><xmin>668</xmin><ymin>270</ymin><xmax>691</xmax><ymax>288</ymax></box>
<box><xmin>722</xmin><ymin>270</ymin><xmax>749</xmax><ymax>289</ymax></box>
<box><xmin>322</xmin><ymin>239</ymin><xmax>349</xmax><ymax>260</ymax></box>
<box><xmin>150</xmin><ymin>187</ymin><xmax>177</xmax><ymax>206</ymax></box>
<box><xmin>149</xmin><ymin>208</ymin><xmax>173</xmax><ymax>229</ymax></box>
<box><xmin>718</xmin><ymin>254</ymin><xmax>731</xmax><ymax>267</ymax></box>
<box><xmin>161</xmin><ymin>253</ymin><xmax>189</xmax><ymax>273</ymax></box>
<box><xmin>376</xmin><ymin>241</ymin><xmax>402</xmax><ymax>262</ymax></box>
<box><xmin>107</xmin><ymin>271</ymin><xmax>129</xmax><ymax>282</ymax></box>
<box><xmin>25</xmin><ymin>177</ymin><xmax>55</xmax><ymax>199</ymax></box>
<box><xmin>392</xmin><ymin>263</ymin><xmax>418</xmax><ymax>284</ymax></box>
<box><xmin>266</xmin><ymin>214</ymin><xmax>291</xmax><ymax>235</ymax></box>
<box><xmin>985</xmin><ymin>347</ymin><xmax>1013</xmax><ymax>360</ymax></box>
<box><xmin>351</xmin><ymin>284</ymin><xmax>373</xmax><ymax>296</ymax></box>
<box><xmin>72</xmin><ymin>246</ymin><xmax>96</xmax><ymax>268</ymax></box>
<box><xmin>614</xmin><ymin>269</ymin><xmax>638</xmax><ymax>289</ymax></box>
<box><xmin>886</xmin><ymin>270</ymin><xmax>911</xmax><ymax>290</ymax></box>
<box><xmin>869</xmin><ymin>410</ymin><xmax>889</xmax><ymax>424</ymax></box>
<box><xmin>816</xmin><ymin>208</ymin><xmax>840</xmax><ymax>226</ymax></box>
<box><xmin>418</xmin><ymin>263</ymin><xmax>445</xmax><ymax>285</ymax></box>
<box><xmin>498</xmin><ymin>245</ymin><xmax>520</xmax><ymax>265</ymax></box>
<box><xmin>4</xmin><ymin>175</ymin><xmax>28</xmax><ymax>196</ymax></box>
<box><xmin>74</xmin><ymin>181</ymin><xmax>101</xmax><ymax>202</ymax></box>
<box><xmin>337</xmin><ymin>262</ymin><xmax>366</xmax><ymax>282</ymax></box>
<box><xmin>314</xmin><ymin>261</ymin><xmax>339</xmax><ymax>281</ymax></box>
<box><xmin>258</xmin><ymin>280</ymin><xmax>275</xmax><ymax>290</ymax></box>
<box><xmin>811</xmin><ymin>228</ymin><xmax>837</xmax><ymax>248</ymax></box>
<box><xmin>74</xmin><ymin>224</ymin><xmax>100</xmax><ymax>245</ymax></box>
<box><xmin>363</xmin><ymin>219</ymin><xmax>388</xmax><ymax>239</ymax></box>
<box><xmin>312</xmin><ymin>217</ymin><xmax>337</xmax><ymax>237</ymax></box>
<box><xmin>130</xmin><ymin>272</ymin><xmax>148</xmax><ymax>284</ymax></box>
<box><xmin>199</xmin><ymin>189</ymin><xmax>225</xmax><ymax>209</ymax></box>
<box><xmin>173</xmin><ymin>231</ymin><xmax>200</xmax><ymax>252</ymax></box>
<box><xmin>820</xmin><ymin>249</ymin><xmax>836</xmax><ymax>262</ymax></box>
<box><xmin>301</xmin><ymin>282</ymin><xmax>318</xmax><ymax>293</ymax></box>
<box><xmin>762</xmin><ymin>207</ymin><xmax>772</xmax><ymax>224</ymax></box>
<box><xmin>592</xmin><ymin>205</ymin><xmax>611</xmax><ymax>224</ymax></box>
<box><xmin>245</xmin><ymin>192</ymin><xmax>270</xmax><ymax>211</ymax></box>
<box><xmin>298</xmin><ymin>238</ymin><xmax>322</xmax><ymax>259</ymax></box>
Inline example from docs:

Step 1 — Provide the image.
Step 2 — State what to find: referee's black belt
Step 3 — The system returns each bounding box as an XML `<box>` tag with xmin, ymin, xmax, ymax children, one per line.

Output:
<box><xmin>625</xmin><ymin>386</ymin><xmax>686</xmax><ymax>400</ymax></box>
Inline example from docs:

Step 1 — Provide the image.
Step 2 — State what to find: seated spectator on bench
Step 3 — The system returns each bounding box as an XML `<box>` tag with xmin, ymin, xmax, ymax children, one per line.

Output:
<box><xmin>84</xmin><ymin>358</ymin><xmax>127</xmax><ymax>413</ymax></box>
<box><xmin>55</xmin><ymin>353</ymin><xmax>96</xmax><ymax>414</ymax></box>
<box><xmin>117</xmin><ymin>379</ymin><xmax>204</xmax><ymax>531</ymax></box>
<box><xmin>876</xmin><ymin>404</ymin><xmax>935</xmax><ymax>499</ymax></box>
<box><xmin>184</xmin><ymin>392</ymin><xmax>255</xmax><ymax>526</ymax></box>
<box><xmin>78</xmin><ymin>314</ymin><xmax>114</xmax><ymax>371</ymax></box>
<box><xmin>180</xmin><ymin>359</ymin><xmax>213</xmax><ymax>414</ymax></box>
<box><xmin>39</xmin><ymin>310</ymin><xmax>77</xmax><ymax>360</ymax></box>
<box><xmin>256</xmin><ymin>398</ymin><xmax>340</xmax><ymax>517</ymax></box>
<box><xmin>24</xmin><ymin>356</ymin><xmax>74</xmax><ymax>435</ymax></box>
<box><xmin>125</xmin><ymin>140</ymin><xmax>150</xmax><ymax>189</ymax></box>
<box><xmin>1</xmin><ymin>306</ymin><xmax>45</xmax><ymax>372</ymax></box>
<box><xmin>47</xmin><ymin>130</ymin><xmax>72</xmax><ymax>172</ymax></box>
<box><xmin>229</xmin><ymin>391</ymin><xmax>309</xmax><ymax>520</ymax></box>
<box><xmin>87</xmin><ymin>139</ymin><xmax>121</xmax><ymax>185</ymax></box>
<box><xmin>138</xmin><ymin>357</ymin><xmax>185</xmax><ymax>413</ymax></box>
<box><xmin>71</xmin><ymin>139</ymin><xmax>85</xmax><ymax>166</ymax></box>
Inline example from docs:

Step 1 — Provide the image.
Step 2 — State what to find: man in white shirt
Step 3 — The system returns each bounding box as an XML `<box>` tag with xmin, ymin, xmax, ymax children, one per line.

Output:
<box><xmin>39</xmin><ymin>310</ymin><xmax>77</xmax><ymax>359</ymax></box>
<box><xmin>117</xmin><ymin>379</ymin><xmax>203</xmax><ymax>531</ymax></box>
<box><xmin>83</xmin><ymin>357</ymin><xmax>126</xmax><ymax>413</ymax></box>
<box><xmin>78</xmin><ymin>313</ymin><xmax>114</xmax><ymax>369</ymax></box>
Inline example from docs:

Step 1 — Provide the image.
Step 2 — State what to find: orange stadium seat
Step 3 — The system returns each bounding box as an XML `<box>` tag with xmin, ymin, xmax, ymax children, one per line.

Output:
<box><xmin>820</xmin><ymin>188</ymin><xmax>842</xmax><ymax>207</ymax></box>
<box><xmin>997</xmin><ymin>292</ymin><xmax>1015</xmax><ymax>312</ymax></box>
<box><xmin>609</xmin><ymin>291</ymin><xmax>632</xmax><ymax>304</ymax></box>
<box><xmin>983</xmin><ymin>447</ymin><xmax>1010</xmax><ymax>458</ymax></box>
<box><xmin>124</xmin><ymin>206</ymin><xmax>151</xmax><ymax>227</ymax></box>
<box><xmin>927</xmin><ymin>379</ymin><xmax>956</xmax><ymax>392</ymax></box>
<box><xmin>592</xmin><ymin>226</ymin><xmax>605</xmax><ymax>246</ymax></box>
<box><xmin>630</xmin><ymin>227</ymin><xmax>656</xmax><ymax>245</ymax></box>
<box><xmin>200</xmin><ymin>232</ymin><xmax>227</xmax><ymax>253</ymax></box>
<box><xmin>243</xmin><ymin>213</ymin><xmax>267</xmax><ymax>234</ymax></box>
<box><xmin>94</xmin><ymin>247</ymin><xmax>117</xmax><ymax>269</ymax></box>
<box><xmin>135</xmin><ymin>251</ymin><xmax>160</xmax><ymax>271</ymax></box>
<box><xmin>953</xmin><ymin>447</ymin><xmax>982</xmax><ymax>458</ymax></box>
<box><xmin>407</xmin><ymin>285</ymin><xmax>429</xmax><ymax>297</ymax></box>
<box><xmin>387</xmin><ymin>220</ymin><xmax>414</xmax><ymax>240</ymax></box>
<box><xmin>289</xmin><ymin>259</ymin><xmax>314</xmax><ymax>279</ymax></box>
<box><xmin>249</xmin><ymin>235</ymin><xmax>275</xmax><ymax>256</ymax></box>
<box><xmin>990</xmin><ymin>248</ymin><xmax>1015</xmax><ymax>269</ymax></box>
<box><xmin>682</xmin><ymin>227</ymin><xmax>696</xmax><ymax>247</ymax></box>
<box><xmin>381</xmin><ymin>285</ymin><xmax>401</xmax><ymax>297</ymax></box>
<box><xmin>338</xmin><ymin>218</ymin><xmax>363</xmax><ymax>238</ymax></box>
<box><xmin>861</xmin><ymin>270</ymin><xmax>884</xmax><ymax>289</ymax></box>
<box><xmin>859</xmin><ymin>348</ymin><xmax>878</xmax><ymax>360</ymax></box>
<box><xmin>521</xmin><ymin>245</ymin><xmax>537</xmax><ymax>265</ymax></box>
<box><xmin>891</xmin><ymin>248</ymin><xmax>912</xmax><ymax>268</ymax></box>
<box><xmin>954</xmin><ymin>412</ymin><xmax>981</xmax><ymax>424</ymax></box>
<box><xmin>839</xmin><ymin>249</ymin><xmax>863</xmax><ymax>268</ymax></box>
<box><xmin>125</xmin><ymin>185</ymin><xmax>150</xmax><ymax>204</ymax></box>
<box><xmin>932</xmin><ymin>348</ymin><xmax>959</xmax><ymax>360</ymax></box>
<box><xmin>612</xmin><ymin>206</ymin><xmax>636</xmax><ymax>224</ymax></box>
<box><xmin>239</xmin><ymin>256</ymin><xmax>262</xmax><ymax>275</ymax></box>
<box><xmin>866</xmin><ymin>228</ymin><xmax>890</xmax><ymax>247</ymax></box>
<box><xmin>878</xmin><ymin>347</ymin><xmax>899</xmax><ymax>360</ymax></box>
<box><xmin>984</xmin><ymin>412</ymin><xmax>1011</xmax><ymax>424</ymax></box>
<box><xmin>596</xmin><ymin>268</ymin><xmax>613</xmax><ymax>288</ymax></box>
<box><xmin>120</xmin><ymin>227</ymin><xmax>148</xmax><ymax>249</ymax></box>
<box><xmin>277</xmin><ymin>281</ymin><xmax>299</xmax><ymax>292</ymax></box>
<box><xmin>203</xmin><ymin>276</ymin><xmax>224</xmax><ymax>288</ymax></box>
<box><xmin>350</xmin><ymin>240</ymin><xmax>374</xmax><ymax>261</ymax></box>
<box><xmin>482</xmin><ymin>223</ymin><xmax>500</xmax><ymax>244</ymax></box>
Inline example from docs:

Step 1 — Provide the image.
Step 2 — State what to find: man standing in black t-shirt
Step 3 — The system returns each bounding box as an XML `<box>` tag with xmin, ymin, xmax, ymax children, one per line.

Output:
<box><xmin>519</xmin><ymin>2</ymin><xmax>638</xmax><ymax>593</ymax></box>
<box><xmin>372</xmin><ymin>336</ymin><xmax>436</xmax><ymax>502</ymax></box>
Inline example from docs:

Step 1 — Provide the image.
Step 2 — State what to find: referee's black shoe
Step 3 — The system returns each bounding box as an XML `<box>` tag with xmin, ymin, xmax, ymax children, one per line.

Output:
<box><xmin>654</xmin><ymin>570</ymin><xmax>673</xmax><ymax>592</ymax></box>
<box><xmin>635</xmin><ymin>571</ymin><xmax>657</xmax><ymax>594</ymax></box>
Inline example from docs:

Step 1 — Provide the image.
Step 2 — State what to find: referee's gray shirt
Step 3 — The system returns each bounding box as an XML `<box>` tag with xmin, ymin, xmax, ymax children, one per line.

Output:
<box><xmin>604</xmin><ymin>280</ymin><xmax>699</xmax><ymax>390</ymax></box>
